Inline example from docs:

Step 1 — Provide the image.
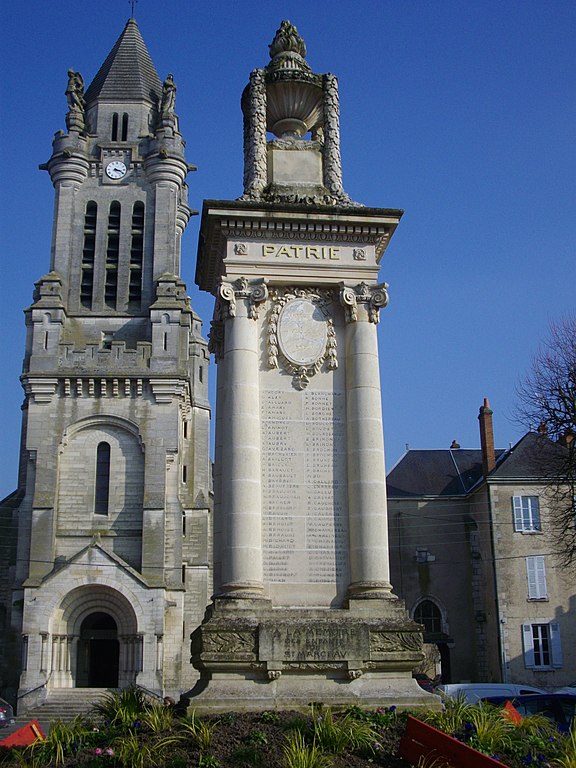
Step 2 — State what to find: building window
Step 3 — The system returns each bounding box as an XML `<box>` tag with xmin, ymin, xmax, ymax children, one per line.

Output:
<box><xmin>121</xmin><ymin>112</ymin><xmax>129</xmax><ymax>141</ymax></box>
<box><xmin>95</xmin><ymin>441</ymin><xmax>111</xmax><ymax>515</ymax></box>
<box><xmin>80</xmin><ymin>201</ymin><xmax>97</xmax><ymax>308</ymax></box>
<box><xmin>414</xmin><ymin>600</ymin><xmax>442</xmax><ymax>634</ymax></box>
<box><xmin>128</xmin><ymin>202</ymin><xmax>144</xmax><ymax>306</ymax></box>
<box><xmin>111</xmin><ymin>113</ymin><xmax>119</xmax><ymax>141</ymax></box>
<box><xmin>104</xmin><ymin>202</ymin><xmax>121</xmax><ymax>308</ymax></box>
<box><xmin>522</xmin><ymin>622</ymin><xmax>562</xmax><ymax>670</ymax></box>
<box><xmin>526</xmin><ymin>555</ymin><xmax>547</xmax><ymax>599</ymax></box>
<box><xmin>513</xmin><ymin>495</ymin><xmax>541</xmax><ymax>532</ymax></box>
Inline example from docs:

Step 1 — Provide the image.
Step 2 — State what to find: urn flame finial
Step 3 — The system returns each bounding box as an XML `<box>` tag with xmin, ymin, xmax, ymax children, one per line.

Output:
<box><xmin>267</xmin><ymin>20</ymin><xmax>311</xmax><ymax>74</ymax></box>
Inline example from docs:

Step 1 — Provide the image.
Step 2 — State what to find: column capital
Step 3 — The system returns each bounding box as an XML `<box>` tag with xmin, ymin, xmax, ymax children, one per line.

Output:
<box><xmin>339</xmin><ymin>282</ymin><xmax>389</xmax><ymax>324</ymax></box>
<box><xmin>217</xmin><ymin>277</ymin><xmax>269</xmax><ymax>320</ymax></box>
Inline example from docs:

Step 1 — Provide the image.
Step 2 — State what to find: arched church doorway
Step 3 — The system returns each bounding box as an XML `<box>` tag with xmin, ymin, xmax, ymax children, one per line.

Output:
<box><xmin>77</xmin><ymin>612</ymin><xmax>120</xmax><ymax>688</ymax></box>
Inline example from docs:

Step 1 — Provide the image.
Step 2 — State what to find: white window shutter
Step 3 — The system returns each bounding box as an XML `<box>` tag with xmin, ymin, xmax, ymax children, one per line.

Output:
<box><xmin>522</xmin><ymin>624</ymin><xmax>536</xmax><ymax>668</ymax></box>
<box><xmin>513</xmin><ymin>496</ymin><xmax>524</xmax><ymax>531</ymax></box>
<box><xmin>526</xmin><ymin>556</ymin><xmax>547</xmax><ymax>599</ymax></box>
<box><xmin>550</xmin><ymin>622</ymin><xmax>563</xmax><ymax>668</ymax></box>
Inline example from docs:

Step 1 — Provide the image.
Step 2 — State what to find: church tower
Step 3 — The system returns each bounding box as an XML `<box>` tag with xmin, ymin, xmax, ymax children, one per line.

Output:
<box><xmin>9</xmin><ymin>19</ymin><xmax>211</xmax><ymax>710</ymax></box>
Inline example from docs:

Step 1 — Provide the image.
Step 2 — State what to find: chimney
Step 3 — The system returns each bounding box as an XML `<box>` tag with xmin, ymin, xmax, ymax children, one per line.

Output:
<box><xmin>558</xmin><ymin>431</ymin><xmax>575</xmax><ymax>448</ymax></box>
<box><xmin>478</xmin><ymin>398</ymin><xmax>496</xmax><ymax>476</ymax></box>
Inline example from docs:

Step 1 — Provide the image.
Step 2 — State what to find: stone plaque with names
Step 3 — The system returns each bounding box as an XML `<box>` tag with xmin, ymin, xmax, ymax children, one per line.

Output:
<box><xmin>260</xmin><ymin>387</ymin><xmax>348</xmax><ymax>589</ymax></box>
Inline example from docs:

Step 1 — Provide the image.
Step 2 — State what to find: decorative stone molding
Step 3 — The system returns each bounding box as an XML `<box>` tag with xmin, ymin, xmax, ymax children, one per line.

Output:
<box><xmin>22</xmin><ymin>377</ymin><xmax>58</xmax><ymax>404</ymax></box>
<box><xmin>322</xmin><ymin>73</ymin><xmax>353</xmax><ymax>206</ymax></box>
<box><xmin>339</xmin><ymin>282</ymin><xmax>389</xmax><ymax>324</ymax></box>
<box><xmin>149</xmin><ymin>378</ymin><xmax>187</xmax><ymax>404</ymax></box>
<box><xmin>208</xmin><ymin>320</ymin><xmax>225</xmax><ymax>360</ymax></box>
<box><xmin>241</xmin><ymin>69</ymin><xmax>267</xmax><ymax>200</ymax></box>
<box><xmin>266</xmin><ymin>287</ymin><xmax>337</xmax><ymax>390</ymax></box>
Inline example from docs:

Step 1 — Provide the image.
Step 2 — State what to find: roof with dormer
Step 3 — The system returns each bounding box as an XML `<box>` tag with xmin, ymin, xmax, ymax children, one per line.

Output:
<box><xmin>84</xmin><ymin>18</ymin><xmax>162</xmax><ymax>105</ymax></box>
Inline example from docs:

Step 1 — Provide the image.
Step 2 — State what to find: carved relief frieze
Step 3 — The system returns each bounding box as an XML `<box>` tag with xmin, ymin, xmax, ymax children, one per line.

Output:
<box><xmin>339</xmin><ymin>282</ymin><xmax>389</xmax><ymax>324</ymax></box>
<box><xmin>369</xmin><ymin>631</ymin><xmax>423</xmax><ymax>656</ymax></box>
<box><xmin>221</xmin><ymin>219</ymin><xmax>390</xmax><ymax>248</ymax></box>
<box><xmin>202</xmin><ymin>629</ymin><xmax>258</xmax><ymax>659</ymax></box>
<box><xmin>266</xmin><ymin>288</ymin><xmax>337</xmax><ymax>390</ymax></box>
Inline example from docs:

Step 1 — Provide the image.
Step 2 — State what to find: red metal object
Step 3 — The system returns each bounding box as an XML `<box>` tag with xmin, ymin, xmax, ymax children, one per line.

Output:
<box><xmin>503</xmin><ymin>700</ymin><xmax>523</xmax><ymax>724</ymax></box>
<box><xmin>0</xmin><ymin>720</ymin><xmax>45</xmax><ymax>748</ymax></box>
<box><xmin>399</xmin><ymin>715</ymin><xmax>504</xmax><ymax>767</ymax></box>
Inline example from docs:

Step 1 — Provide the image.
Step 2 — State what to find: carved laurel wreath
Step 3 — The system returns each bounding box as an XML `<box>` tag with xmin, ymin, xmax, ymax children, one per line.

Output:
<box><xmin>267</xmin><ymin>288</ymin><xmax>337</xmax><ymax>390</ymax></box>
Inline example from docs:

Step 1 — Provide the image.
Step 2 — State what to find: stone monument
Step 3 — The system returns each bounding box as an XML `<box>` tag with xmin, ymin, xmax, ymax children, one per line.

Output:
<box><xmin>192</xmin><ymin>20</ymin><xmax>429</xmax><ymax>710</ymax></box>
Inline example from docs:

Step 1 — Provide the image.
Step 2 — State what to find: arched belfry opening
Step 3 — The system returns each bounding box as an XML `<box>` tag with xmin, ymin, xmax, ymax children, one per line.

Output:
<box><xmin>77</xmin><ymin>612</ymin><xmax>119</xmax><ymax>688</ymax></box>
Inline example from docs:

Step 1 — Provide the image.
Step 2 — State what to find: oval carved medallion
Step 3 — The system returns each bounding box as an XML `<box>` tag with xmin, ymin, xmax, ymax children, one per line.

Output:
<box><xmin>277</xmin><ymin>298</ymin><xmax>327</xmax><ymax>366</ymax></box>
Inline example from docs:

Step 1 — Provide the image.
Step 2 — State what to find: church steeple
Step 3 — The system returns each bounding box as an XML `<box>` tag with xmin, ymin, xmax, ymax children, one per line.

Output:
<box><xmin>85</xmin><ymin>18</ymin><xmax>162</xmax><ymax>105</ymax></box>
<box><xmin>83</xmin><ymin>18</ymin><xmax>163</xmax><ymax>142</ymax></box>
<box><xmin>41</xmin><ymin>18</ymin><xmax>190</xmax><ymax>314</ymax></box>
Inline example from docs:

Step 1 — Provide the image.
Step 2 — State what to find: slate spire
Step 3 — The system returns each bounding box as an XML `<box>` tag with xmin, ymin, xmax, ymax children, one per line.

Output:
<box><xmin>84</xmin><ymin>18</ymin><xmax>162</xmax><ymax>106</ymax></box>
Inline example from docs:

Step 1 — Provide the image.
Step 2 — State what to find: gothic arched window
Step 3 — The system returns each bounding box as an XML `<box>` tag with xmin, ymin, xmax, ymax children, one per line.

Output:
<box><xmin>111</xmin><ymin>113</ymin><xmax>119</xmax><ymax>141</ymax></box>
<box><xmin>95</xmin><ymin>441</ymin><xmax>111</xmax><ymax>515</ymax></box>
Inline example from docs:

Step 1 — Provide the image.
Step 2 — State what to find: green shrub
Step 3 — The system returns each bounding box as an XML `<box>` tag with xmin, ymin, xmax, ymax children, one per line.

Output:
<box><xmin>281</xmin><ymin>730</ymin><xmax>333</xmax><ymax>768</ymax></box>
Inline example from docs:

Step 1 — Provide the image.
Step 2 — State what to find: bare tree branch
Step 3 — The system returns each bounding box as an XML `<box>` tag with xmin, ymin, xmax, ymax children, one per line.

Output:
<box><xmin>516</xmin><ymin>315</ymin><xmax>576</xmax><ymax>567</ymax></box>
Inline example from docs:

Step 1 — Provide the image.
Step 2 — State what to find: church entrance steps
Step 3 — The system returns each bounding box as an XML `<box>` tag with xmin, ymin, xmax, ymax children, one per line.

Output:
<box><xmin>15</xmin><ymin>688</ymin><xmax>112</xmax><ymax>726</ymax></box>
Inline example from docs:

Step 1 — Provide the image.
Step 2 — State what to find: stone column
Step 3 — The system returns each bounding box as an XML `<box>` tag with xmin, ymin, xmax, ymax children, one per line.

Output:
<box><xmin>341</xmin><ymin>284</ymin><xmax>392</xmax><ymax>598</ymax></box>
<box><xmin>217</xmin><ymin>279</ymin><xmax>268</xmax><ymax>598</ymax></box>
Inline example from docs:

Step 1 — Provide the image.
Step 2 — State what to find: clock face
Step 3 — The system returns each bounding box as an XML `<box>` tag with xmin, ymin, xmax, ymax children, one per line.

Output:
<box><xmin>105</xmin><ymin>160</ymin><xmax>127</xmax><ymax>179</ymax></box>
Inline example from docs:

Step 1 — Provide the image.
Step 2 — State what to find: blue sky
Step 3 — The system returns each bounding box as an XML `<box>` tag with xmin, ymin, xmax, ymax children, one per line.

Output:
<box><xmin>0</xmin><ymin>0</ymin><xmax>574</xmax><ymax>497</ymax></box>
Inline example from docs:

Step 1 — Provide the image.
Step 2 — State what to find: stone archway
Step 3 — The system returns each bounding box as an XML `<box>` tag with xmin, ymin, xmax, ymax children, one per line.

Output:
<box><xmin>51</xmin><ymin>584</ymin><xmax>142</xmax><ymax>689</ymax></box>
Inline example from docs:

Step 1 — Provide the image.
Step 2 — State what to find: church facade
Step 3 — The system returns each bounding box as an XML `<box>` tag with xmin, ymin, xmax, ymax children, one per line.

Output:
<box><xmin>0</xmin><ymin>19</ymin><xmax>211</xmax><ymax>711</ymax></box>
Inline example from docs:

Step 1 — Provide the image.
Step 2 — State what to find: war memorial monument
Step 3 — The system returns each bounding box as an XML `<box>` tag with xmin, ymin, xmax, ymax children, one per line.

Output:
<box><xmin>192</xmin><ymin>21</ymin><xmax>429</xmax><ymax>710</ymax></box>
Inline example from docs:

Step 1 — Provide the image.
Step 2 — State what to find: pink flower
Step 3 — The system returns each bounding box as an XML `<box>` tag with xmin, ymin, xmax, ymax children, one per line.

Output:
<box><xmin>94</xmin><ymin>747</ymin><xmax>102</xmax><ymax>755</ymax></box>
<box><xmin>105</xmin><ymin>748</ymin><xmax>114</xmax><ymax>756</ymax></box>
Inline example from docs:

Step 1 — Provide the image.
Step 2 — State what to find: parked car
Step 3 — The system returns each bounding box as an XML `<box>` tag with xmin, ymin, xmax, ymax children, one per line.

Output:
<box><xmin>0</xmin><ymin>697</ymin><xmax>14</xmax><ymax>728</ymax></box>
<box><xmin>483</xmin><ymin>693</ymin><xmax>576</xmax><ymax>733</ymax></box>
<box><xmin>437</xmin><ymin>683</ymin><xmax>545</xmax><ymax>704</ymax></box>
<box><xmin>554</xmin><ymin>681</ymin><xmax>576</xmax><ymax>695</ymax></box>
<box><xmin>413</xmin><ymin>673</ymin><xmax>436</xmax><ymax>693</ymax></box>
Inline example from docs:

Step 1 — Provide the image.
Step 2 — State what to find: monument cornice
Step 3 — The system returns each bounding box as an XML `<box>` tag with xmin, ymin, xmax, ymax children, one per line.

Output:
<box><xmin>196</xmin><ymin>200</ymin><xmax>402</xmax><ymax>294</ymax></box>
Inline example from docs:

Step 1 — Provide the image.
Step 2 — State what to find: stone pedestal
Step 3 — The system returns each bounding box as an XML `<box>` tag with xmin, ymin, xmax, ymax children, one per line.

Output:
<box><xmin>190</xmin><ymin>597</ymin><xmax>427</xmax><ymax>711</ymax></box>
<box><xmin>193</xmin><ymin>202</ymin><xmax>432</xmax><ymax>711</ymax></box>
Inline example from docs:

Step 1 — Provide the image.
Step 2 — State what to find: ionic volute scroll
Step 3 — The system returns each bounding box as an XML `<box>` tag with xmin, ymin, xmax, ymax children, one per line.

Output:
<box><xmin>340</xmin><ymin>282</ymin><xmax>389</xmax><ymax>324</ymax></box>
<box><xmin>218</xmin><ymin>278</ymin><xmax>269</xmax><ymax>321</ymax></box>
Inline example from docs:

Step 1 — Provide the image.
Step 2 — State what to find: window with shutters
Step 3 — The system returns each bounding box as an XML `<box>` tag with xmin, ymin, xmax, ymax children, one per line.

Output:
<box><xmin>513</xmin><ymin>495</ymin><xmax>541</xmax><ymax>532</ymax></box>
<box><xmin>80</xmin><ymin>201</ymin><xmax>97</xmax><ymax>308</ymax></box>
<box><xmin>128</xmin><ymin>202</ymin><xmax>144</xmax><ymax>306</ymax></box>
<box><xmin>526</xmin><ymin>555</ymin><xmax>547</xmax><ymax>599</ymax></box>
<box><xmin>104</xmin><ymin>201</ymin><xmax>121</xmax><ymax>308</ymax></box>
<box><xmin>522</xmin><ymin>622</ymin><xmax>562</xmax><ymax>670</ymax></box>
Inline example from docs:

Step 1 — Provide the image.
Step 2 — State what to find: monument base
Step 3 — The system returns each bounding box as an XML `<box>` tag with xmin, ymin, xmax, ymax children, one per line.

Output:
<box><xmin>188</xmin><ymin>596</ymin><xmax>437</xmax><ymax>712</ymax></box>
